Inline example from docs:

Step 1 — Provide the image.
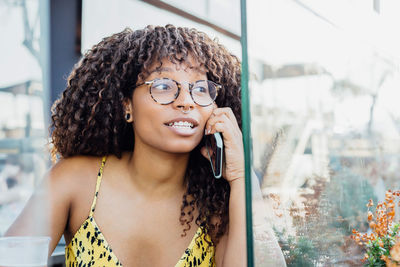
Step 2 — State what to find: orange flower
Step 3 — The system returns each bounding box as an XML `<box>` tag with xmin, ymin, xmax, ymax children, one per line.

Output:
<box><xmin>351</xmin><ymin>189</ymin><xmax>400</xmax><ymax>265</ymax></box>
<box><xmin>390</xmin><ymin>242</ymin><xmax>400</xmax><ymax>262</ymax></box>
<box><xmin>368</xmin><ymin>211</ymin><xmax>373</xmax><ymax>221</ymax></box>
<box><xmin>386</xmin><ymin>261</ymin><xmax>400</xmax><ymax>267</ymax></box>
<box><xmin>388</xmin><ymin>210</ymin><xmax>395</xmax><ymax>218</ymax></box>
<box><xmin>369</xmin><ymin>221</ymin><xmax>376</xmax><ymax>229</ymax></box>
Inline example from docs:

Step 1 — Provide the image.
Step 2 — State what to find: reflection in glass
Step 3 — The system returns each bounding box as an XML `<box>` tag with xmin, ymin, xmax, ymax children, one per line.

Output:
<box><xmin>0</xmin><ymin>0</ymin><xmax>47</xmax><ymax>236</ymax></box>
<box><xmin>247</xmin><ymin>0</ymin><xmax>400</xmax><ymax>265</ymax></box>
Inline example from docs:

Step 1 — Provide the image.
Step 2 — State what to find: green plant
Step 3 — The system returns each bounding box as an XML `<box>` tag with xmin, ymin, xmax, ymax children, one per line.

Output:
<box><xmin>351</xmin><ymin>190</ymin><xmax>400</xmax><ymax>266</ymax></box>
<box><xmin>274</xmin><ymin>228</ymin><xmax>318</xmax><ymax>267</ymax></box>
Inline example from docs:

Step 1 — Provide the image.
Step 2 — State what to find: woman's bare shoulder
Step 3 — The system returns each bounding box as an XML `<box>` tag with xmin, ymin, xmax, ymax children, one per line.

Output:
<box><xmin>5</xmin><ymin>156</ymin><xmax>102</xmax><ymax>246</ymax></box>
<box><xmin>46</xmin><ymin>155</ymin><xmax>101</xmax><ymax>194</ymax></box>
<box><xmin>49</xmin><ymin>155</ymin><xmax>100</xmax><ymax>176</ymax></box>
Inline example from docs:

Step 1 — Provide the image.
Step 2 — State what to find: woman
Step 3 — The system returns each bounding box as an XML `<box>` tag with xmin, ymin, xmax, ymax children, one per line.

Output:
<box><xmin>6</xmin><ymin>25</ymin><xmax>245</xmax><ymax>266</ymax></box>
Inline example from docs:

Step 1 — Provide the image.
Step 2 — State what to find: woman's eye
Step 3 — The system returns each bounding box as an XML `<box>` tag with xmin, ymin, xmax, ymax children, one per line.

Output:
<box><xmin>154</xmin><ymin>83</ymin><xmax>172</xmax><ymax>91</ymax></box>
<box><xmin>193</xmin><ymin>86</ymin><xmax>208</xmax><ymax>94</ymax></box>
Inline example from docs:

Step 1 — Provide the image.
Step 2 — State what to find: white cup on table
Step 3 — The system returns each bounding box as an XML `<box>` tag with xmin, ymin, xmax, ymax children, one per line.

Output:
<box><xmin>0</xmin><ymin>236</ymin><xmax>51</xmax><ymax>267</ymax></box>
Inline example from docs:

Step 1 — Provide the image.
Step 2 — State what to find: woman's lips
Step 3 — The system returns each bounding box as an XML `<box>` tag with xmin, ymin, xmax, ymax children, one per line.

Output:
<box><xmin>164</xmin><ymin>117</ymin><xmax>199</xmax><ymax>136</ymax></box>
<box><xmin>165</xmin><ymin>123</ymin><xmax>197</xmax><ymax>136</ymax></box>
<box><xmin>164</xmin><ymin>117</ymin><xmax>199</xmax><ymax>127</ymax></box>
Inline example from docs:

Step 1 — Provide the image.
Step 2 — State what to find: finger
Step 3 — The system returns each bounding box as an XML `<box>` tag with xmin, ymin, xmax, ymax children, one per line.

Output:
<box><xmin>206</xmin><ymin>113</ymin><xmax>242</xmax><ymax>144</ymax></box>
<box><xmin>212</xmin><ymin>107</ymin><xmax>239</xmax><ymax>129</ymax></box>
<box><xmin>206</xmin><ymin>113</ymin><xmax>229</xmax><ymax>130</ymax></box>
<box><xmin>206</xmin><ymin>114</ymin><xmax>231</xmax><ymax>135</ymax></box>
<box><xmin>210</xmin><ymin>122</ymin><xmax>234</xmax><ymax>139</ymax></box>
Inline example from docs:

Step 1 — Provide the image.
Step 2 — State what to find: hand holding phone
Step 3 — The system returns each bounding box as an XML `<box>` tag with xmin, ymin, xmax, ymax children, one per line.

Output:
<box><xmin>205</xmin><ymin>132</ymin><xmax>223</xmax><ymax>179</ymax></box>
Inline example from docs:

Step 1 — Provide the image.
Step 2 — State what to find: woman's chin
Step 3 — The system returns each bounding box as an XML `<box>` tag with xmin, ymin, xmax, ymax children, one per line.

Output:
<box><xmin>166</xmin><ymin>147</ymin><xmax>197</xmax><ymax>154</ymax></box>
<box><xmin>160</xmin><ymin>142</ymin><xmax>199</xmax><ymax>154</ymax></box>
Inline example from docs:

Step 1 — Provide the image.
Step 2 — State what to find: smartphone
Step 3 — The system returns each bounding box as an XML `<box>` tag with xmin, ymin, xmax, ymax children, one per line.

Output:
<box><xmin>205</xmin><ymin>132</ymin><xmax>223</xmax><ymax>179</ymax></box>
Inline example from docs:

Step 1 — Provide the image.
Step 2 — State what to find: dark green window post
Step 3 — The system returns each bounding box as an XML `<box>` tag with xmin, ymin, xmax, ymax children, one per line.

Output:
<box><xmin>240</xmin><ymin>0</ymin><xmax>254</xmax><ymax>266</ymax></box>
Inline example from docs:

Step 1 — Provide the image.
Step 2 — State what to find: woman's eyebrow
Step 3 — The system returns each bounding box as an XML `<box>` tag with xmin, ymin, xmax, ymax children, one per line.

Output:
<box><xmin>148</xmin><ymin>67</ymin><xmax>174</xmax><ymax>74</ymax></box>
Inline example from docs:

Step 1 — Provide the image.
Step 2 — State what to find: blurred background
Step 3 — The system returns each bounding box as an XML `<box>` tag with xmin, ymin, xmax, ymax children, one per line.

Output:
<box><xmin>1</xmin><ymin>0</ymin><xmax>400</xmax><ymax>266</ymax></box>
<box><xmin>247</xmin><ymin>0</ymin><xmax>400</xmax><ymax>266</ymax></box>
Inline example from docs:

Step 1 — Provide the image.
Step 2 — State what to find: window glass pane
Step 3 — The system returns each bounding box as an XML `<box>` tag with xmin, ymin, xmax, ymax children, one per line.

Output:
<box><xmin>82</xmin><ymin>0</ymin><xmax>241</xmax><ymax>57</ymax></box>
<box><xmin>0</xmin><ymin>0</ymin><xmax>48</xmax><ymax>236</ymax></box>
<box><xmin>159</xmin><ymin>0</ymin><xmax>241</xmax><ymax>35</ymax></box>
<box><xmin>83</xmin><ymin>0</ymin><xmax>250</xmax><ymax>263</ymax></box>
<box><xmin>246</xmin><ymin>0</ymin><xmax>400</xmax><ymax>265</ymax></box>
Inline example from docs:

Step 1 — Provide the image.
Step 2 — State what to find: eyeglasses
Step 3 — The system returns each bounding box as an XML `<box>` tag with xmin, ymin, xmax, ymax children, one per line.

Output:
<box><xmin>136</xmin><ymin>78</ymin><xmax>221</xmax><ymax>107</ymax></box>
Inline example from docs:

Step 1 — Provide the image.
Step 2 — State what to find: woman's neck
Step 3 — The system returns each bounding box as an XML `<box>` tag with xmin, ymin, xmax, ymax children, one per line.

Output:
<box><xmin>125</xmin><ymin>142</ymin><xmax>189</xmax><ymax>199</ymax></box>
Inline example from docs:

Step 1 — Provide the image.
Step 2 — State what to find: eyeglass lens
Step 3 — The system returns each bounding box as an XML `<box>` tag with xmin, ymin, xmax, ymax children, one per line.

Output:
<box><xmin>150</xmin><ymin>78</ymin><xmax>217</xmax><ymax>106</ymax></box>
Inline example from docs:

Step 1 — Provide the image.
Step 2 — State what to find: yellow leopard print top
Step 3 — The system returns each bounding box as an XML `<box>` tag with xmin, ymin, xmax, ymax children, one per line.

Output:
<box><xmin>65</xmin><ymin>156</ymin><xmax>215</xmax><ymax>267</ymax></box>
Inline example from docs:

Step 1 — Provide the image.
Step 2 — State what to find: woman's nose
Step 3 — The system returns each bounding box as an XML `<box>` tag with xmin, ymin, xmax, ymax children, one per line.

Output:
<box><xmin>173</xmin><ymin>84</ymin><xmax>195</xmax><ymax>110</ymax></box>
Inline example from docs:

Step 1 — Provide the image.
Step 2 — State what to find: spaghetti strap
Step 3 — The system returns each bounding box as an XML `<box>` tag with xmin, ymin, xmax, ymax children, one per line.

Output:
<box><xmin>89</xmin><ymin>156</ymin><xmax>107</xmax><ymax>217</ymax></box>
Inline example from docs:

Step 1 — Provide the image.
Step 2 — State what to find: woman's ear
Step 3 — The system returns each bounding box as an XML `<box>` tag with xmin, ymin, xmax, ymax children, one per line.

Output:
<box><xmin>123</xmin><ymin>98</ymin><xmax>133</xmax><ymax>123</ymax></box>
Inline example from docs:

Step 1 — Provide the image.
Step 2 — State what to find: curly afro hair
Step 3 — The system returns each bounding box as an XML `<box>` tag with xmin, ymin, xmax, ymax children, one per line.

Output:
<box><xmin>50</xmin><ymin>24</ymin><xmax>242</xmax><ymax>245</ymax></box>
